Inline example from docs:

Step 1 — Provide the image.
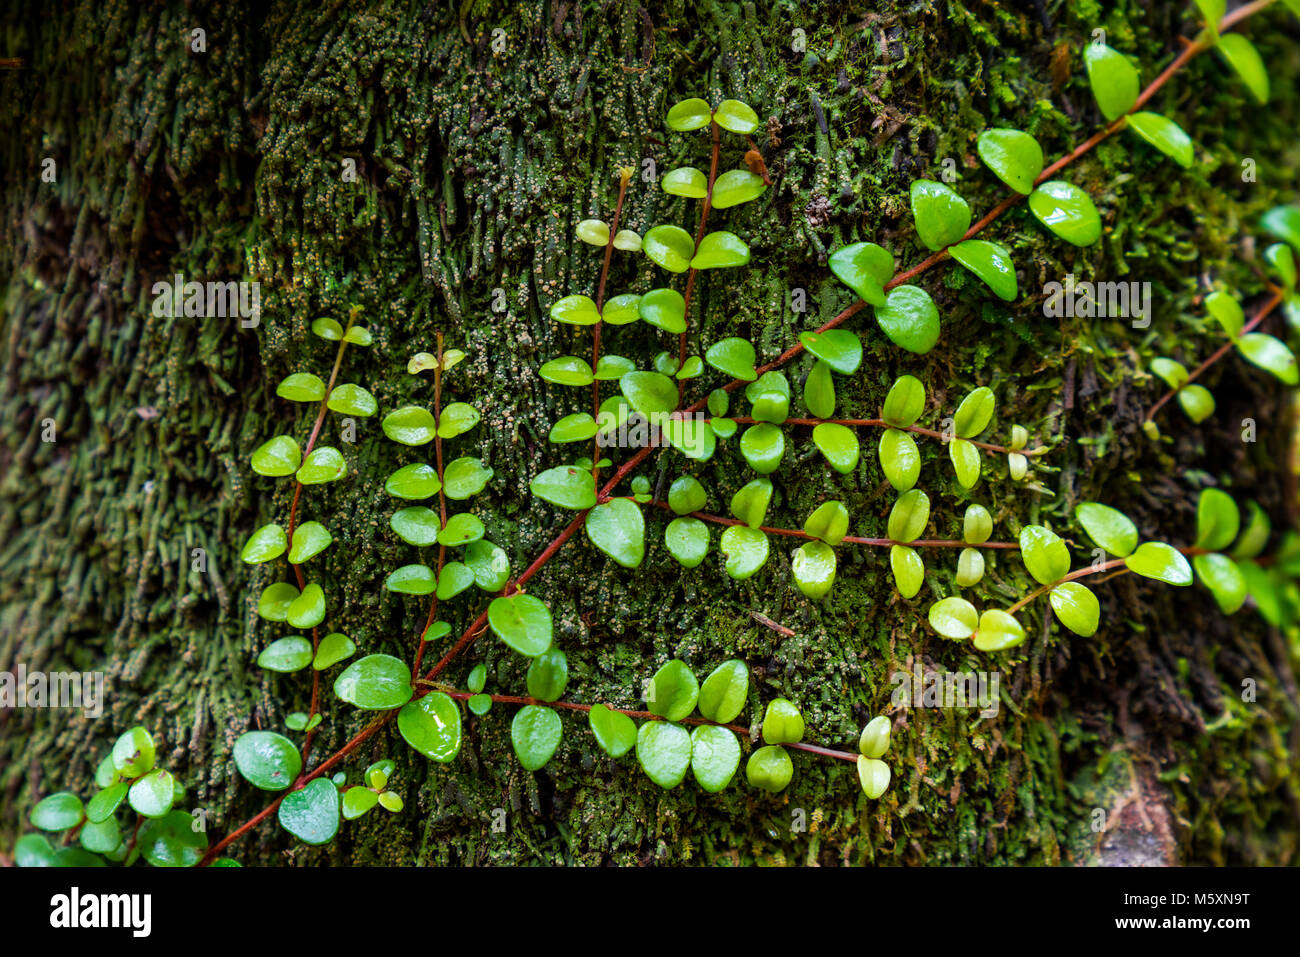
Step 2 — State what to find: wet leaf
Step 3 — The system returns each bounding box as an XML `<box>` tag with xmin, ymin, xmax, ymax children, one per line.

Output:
<box><xmin>662</xmin><ymin>166</ymin><xmax>707</xmax><ymax>198</ymax></box>
<box><xmin>949</xmin><ymin>240</ymin><xmax>1017</xmax><ymax>301</ymax></box>
<box><xmin>691</xmin><ymin>231</ymin><xmax>750</xmax><ymax>269</ymax></box>
<box><xmin>1020</xmin><ymin>525</ymin><xmax>1071</xmax><ymax>585</ymax></box>
<box><xmin>1124</xmin><ymin>542</ymin><xmax>1193</xmax><ymax>585</ymax></box>
<box><xmin>550</xmin><ymin>294</ymin><xmax>601</xmax><ymax>326</ymax></box>
<box><xmin>713</xmin><ymin>98</ymin><xmax>759</xmax><ymax>133</ymax></box>
<box><xmin>856</xmin><ymin>757</ymin><xmax>891</xmax><ymax>799</ymax></box>
<box><xmin>889</xmin><ymin>544</ymin><xmax>925</xmax><ymax>598</ymax></box>
<box><xmin>438</xmin><ymin>513</ymin><xmax>485</xmax><ymax>547</ymax></box>
<box><xmin>1028</xmin><ymin>181</ymin><xmax>1102</xmax><ymax>246</ymax></box>
<box><xmin>1049</xmin><ymin>582</ymin><xmax>1100</xmax><ymax>636</ymax></box>
<box><xmin>740</xmin><ymin>422</ymin><xmax>785</xmax><ymax>474</ymax></box>
<box><xmin>398</xmin><ymin>691</ymin><xmax>462</xmax><ymax>762</ymax></box>
<box><xmin>465</xmin><ymin>540</ymin><xmax>510</xmax><ymax>591</ymax></box>
<box><xmin>720</xmin><ymin>525</ymin><xmax>769</xmax><ymax>579</ymax></box>
<box><xmin>636</xmin><ymin>721</ymin><xmax>692</xmax><ymax>788</ymax></box>
<box><xmin>443</xmin><ymin>457</ymin><xmax>493</xmax><ymax>499</ymax></box>
<box><xmin>390</xmin><ymin>507</ymin><xmax>440</xmax><ymax>546</ymax></box>
<box><xmin>888</xmin><ymin>489</ymin><xmax>930</xmax><ymax>543</ymax></box>
<box><xmin>289</xmin><ymin>521</ymin><xmax>332</xmax><ymax>563</ymax></box>
<box><xmin>277</xmin><ymin>372</ymin><xmax>326</xmax><ymax>402</ymax></box>
<box><xmin>666</xmin><ymin>97</ymin><xmax>712</xmax><ymax>131</ymax></box>
<box><xmin>882</xmin><ymin>375</ymin><xmax>926</xmax><ymax>427</ymax></box>
<box><xmin>875</xmin><ymin>284</ymin><xmax>940</xmax><ymax>354</ymax></box>
<box><xmin>251</xmin><ymin>435</ymin><xmax>302</xmax><ymax>477</ymax></box>
<box><xmin>385</xmin><ymin>462</ymin><xmax>441</xmax><ymax>499</ymax></box>
<box><xmin>910</xmin><ymin>179</ymin><xmax>971</xmax><ymax>250</ymax></box>
<box><xmin>1125</xmin><ymin>112</ymin><xmax>1194</xmax><ymax>168</ymax></box>
<box><xmin>540</xmin><ymin>356</ymin><xmax>595</xmax><ymax>387</ymax></box>
<box><xmin>277</xmin><ymin>779</ymin><xmax>339</xmax><ymax>845</ymax></box>
<box><xmin>791</xmin><ymin>540</ymin><xmax>836</xmax><ymax>598</ymax></box>
<box><xmin>333</xmin><ymin>655</ymin><xmax>414</xmax><ymax>710</ymax></box>
<box><xmin>804</xmin><ymin>500</ymin><xmax>849</xmax><ymax>545</ymax></box>
<box><xmin>241</xmin><ymin>524</ymin><xmax>287</xmax><ymax>564</ymax></box>
<box><xmin>972</xmin><ymin>609</ymin><xmax>1026</xmax><ymax>652</ymax></box>
<box><xmin>643</xmin><ymin>224</ymin><xmax>695</xmax><ymax>272</ymax></box>
<box><xmin>665</xmin><ymin>517</ymin><xmax>709</xmax><ymax>568</ymax></box>
<box><xmin>128</xmin><ymin>769</ymin><xmax>175</xmax><ymax>819</ymax></box>
<box><xmin>705</xmin><ymin>337</ymin><xmax>758</xmax><ymax>381</ymax></box>
<box><xmin>30</xmin><ymin>792</ymin><xmax>83</xmax><ymax>831</ymax></box>
<box><xmin>512</xmin><ymin>705</ymin><xmax>563</xmax><ymax>771</ymax></box>
<box><xmin>746</xmin><ymin>745</ymin><xmax>793</xmax><ymax>793</ymax></box>
<box><xmin>711</xmin><ymin>169</ymin><xmax>767</xmax><ymax>208</ymax></box>
<box><xmin>257</xmin><ymin>636</ymin><xmax>313</xmax><ymax>672</ymax></box>
<box><xmin>233</xmin><ymin>731</ymin><xmax>301</xmax><ymax>791</ymax></box>
<box><xmin>313</xmin><ymin>632</ymin><xmax>356</xmax><ymax>670</ymax></box>
<box><xmin>1084</xmin><ymin>43</ymin><xmax>1139</xmax><ymax>121</ymax></box>
<box><xmin>437</xmin><ymin>402</ymin><xmax>481</xmax><ymax>438</ymax></box>
<box><xmin>977</xmin><ymin>128</ymin><xmax>1043</xmax><ymax>194</ymax></box>
<box><xmin>928</xmin><ymin>596</ymin><xmax>978</xmax><ymax>639</ymax></box>
<box><xmin>829</xmin><ymin>242</ymin><xmax>893</xmax><ymax>307</ymax></box>
<box><xmin>799</xmin><ymin>329</ymin><xmax>862</xmax><ymax>374</ymax></box>
<box><xmin>327</xmin><ymin>384</ymin><xmax>377</xmax><ymax>417</ymax></box>
<box><xmin>530</xmin><ymin>466</ymin><xmax>597</xmax><ymax>510</ymax></box>
<box><xmin>690</xmin><ymin>725</ymin><xmax>741</xmax><ymax>793</ymax></box>
<box><xmin>698</xmin><ymin>659</ymin><xmax>748</xmax><ymax>724</ymax></box>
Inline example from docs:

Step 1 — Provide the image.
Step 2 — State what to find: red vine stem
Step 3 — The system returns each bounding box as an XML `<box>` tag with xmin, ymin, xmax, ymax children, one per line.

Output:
<box><xmin>207</xmin><ymin>0</ymin><xmax>1276</xmax><ymax>863</ymax></box>
<box><xmin>1144</xmin><ymin>289</ymin><xmax>1285</xmax><ymax>422</ymax></box>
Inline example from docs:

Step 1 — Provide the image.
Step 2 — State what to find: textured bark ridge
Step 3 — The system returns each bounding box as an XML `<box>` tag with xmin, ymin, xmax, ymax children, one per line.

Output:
<box><xmin>2</xmin><ymin>1</ymin><xmax>1298</xmax><ymax>865</ymax></box>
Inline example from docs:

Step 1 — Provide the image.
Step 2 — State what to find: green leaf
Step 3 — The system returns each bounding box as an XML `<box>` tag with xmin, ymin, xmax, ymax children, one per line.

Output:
<box><xmin>525</xmin><ymin>649</ymin><xmax>568</xmax><ymax>703</ymax></box>
<box><xmin>1020</xmin><ymin>525</ymin><xmax>1071</xmax><ymax>585</ymax></box>
<box><xmin>949</xmin><ymin>438</ymin><xmax>981</xmax><ymax>489</ymax></box>
<box><xmin>334</xmin><ymin>654</ymin><xmax>413</xmax><ymax>710</ymax></box>
<box><xmin>435</xmin><ymin>561</ymin><xmax>475</xmax><ymax>600</ymax></box>
<box><xmin>665</xmin><ymin>517</ymin><xmax>709</xmax><ymax>568</ymax></box>
<box><xmin>691</xmin><ymin>231</ymin><xmax>750</xmax><ymax>269</ymax></box>
<box><xmin>804</xmin><ymin>359</ymin><xmax>835</xmax><ymax>418</ymax></box>
<box><xmin>761</xmin><ymin>698</ymin><xmax>804</xmax><ymax>744</ymax></box>
<box><xmin>620</xmin><ymin>370</ymin><xmax>678</xmax><ymax>416</ymax></box>
<box><xmin>972</xmin><ymin>609</ymin><xmax>1026</xmax><ymax>652</ymax></box>
<box><xmin>643</xmin><ymin>224</ymin><xmax>695</xmax><ymax>272</ymax></box>
<box><xmin>856</xmin><ymin>756</ymin><xmax>891</xmax><ymax>799</ymax></box>
<box><xmin>1231</xmin><ymin>501</ymin><xmax>1271</xmax><ymax>560</ymax></box>
<box><xmin>1217</xmin><ymin>34</ymin><xmax>1269</xmax><ymax>103</ymax></box>
<box><xmin>438</xmin><ymin>512</ymin><xmax>485</xmax><ymax>547</ymax></box>
<box><xmin>690</xmin><ymin>725</ymin><xmax>741</xmax><ymax>793</ymax></box>
<box><xmin>382</xmin><ymin>405</ymin><xmax>438</xmax><ymax>446</ymax></box>
<box><xmin>437</xmin><ymin>402</ymin><xmax>481</xmax><ymax>438</ymax></box>
<box><xmin>1193</xmin><ymin>553</ymin><xmax>1247</xmax><ymax>614</ymax></box>
<box><xmin>390</xmin><ymin>507</ymin><xmax>440</xmax><ymax>546</ymax></box>
<box><xmin>646</xmin><ymin>660</ymin><xmax>699</xmax><ymax>721</ymax></box>
<box><xmin>585</xmin><ymin>499</ymin><xmax>645</xmax><ymax>568</ymax></box>
<box><xmin>977</xmin><ymin>128</ymin><xmax>1044</xmax><ymax>194</ymax></box>
<box><xmin>137</xmin><ymin>811</ymin><xmax>207</xmax><ymax>867</ymax></box>
<box><xmin>603</xmin><ymin>295</ymin><xmax>641</xmax><ymax>324</ymax></box>
<box><xmin>829</xmin><ymin>242</ymin><xmax>894</xmax><ymax>307</ymax></box>
<box><xmin>468</xmin><ymin>694</ymin><xmax>492</xmax><ymax>715</ymax></box>
<box><xmin>488</xmin><ymin>594</ymin><xmax>553</xmax><ymax>657</ymax></box>
<box><xmin>233</xmin><ymin>731</ymin><xmax>301</xmax><ymax>791</ymax></box>
<box><xmin>704</xmin><ymin>338</ymin><xmax>759</xmax><ymax>383</ymax></box>
<box><xmin>257</xmin><ymin>582</ymin><xmax>299</xmax><ymax>621</ymax></box>
<box><xmin>663</xmin><ymin>413</ymin><xmax>717</xmax><ymax>461</ymax></box>
<box><xmin>740</xmin><ymin>423</ymin><xmax>785</xmax><ymax>474</ymax></box>
<box><xmin>746</xmin><ymin>745</ymin><xmax>793</xmax><ymax>793</ymax></box>
<box><xmin>888</xmin><ymin>489</ymin><xmax>930</xmax><ymax>543</ymax></box>
<box><xmin>669</xmin><ymin>476</ymin><xmax>707</xmax><ymax>514</ymax></box>
<box><xmin>79</xmin><ymin>817</ymin><xmax>121</xmax><ymax>854</ymax></box>
<box><xmin>890</xmin><ymin>544</ymin><xmax>925</xmax><ymax>598</ymax></box>
<box><xmin>879</xmin><ymin>429</ymin><xmax>920</xmax><ymax>491</ymax></box>
<box><xmin>286</xmin><ymin>582</ymin><xmax>326</xmax><ymax>628</ymax></box>
<box><xmin>30</xmin><ymin>792</ymin><xmax>83</xmax><ymax>831</ymax></box>
<box><xmin>549</xmin><ymin>414</ymin><xmax>598</xmax><ymax>444</ymax></box>
<box><xmin>398</xmin><ymin>691</ymin><xmax>462</xmax><ymax>762</ymax></box>
<box><xmin>327</xmin><ymin>383</ymin><xmax>377</xmax><ymax>417</ymax></box>
<box><xmin>964</xmin><ymin>504</ymin><xmax>993</xmax><ymax>544</ymax></box>
<box><xmin>720</xmin><ymin>525</ymin><xmax>769</xmax><ymax>579</ymax></box>
<box><xmin>443</xmin><ymin>457</ymin><xmax>493</xmax><ymax>499</ymax></box>
<box><xmin>910</xmin><ymin>179</ymin><xmax>971</xmax><ymax>250</ymax></box>
<box><xmin>241</xmin><ymin>523</ymin><xmax>287</xmax><ymax>564</ymax></box>
<box><xmin>512</xmin><ymin>705</ymin><xmax>563</xmax><ymax>771</ymax></box>
<box><xmin>540</xmin><ymin>356</ymin><xmax>594</xmax><ymax>387</ymax></box>
<box><xmin>277</xmin><ymin>778</ymin><xmax>340</xmax><ymax>845</ymax></box>
<box><xmin>1075</xmin><ymin>502</ymin><xmax>1138</xmax><ymax>557</ymax></box>
<box><xmin>676</xmin><ymin>356</ymin><xmax>703</xmax><ymax>379</ymax></box>
<box><xmin>639</xmin><ymin>288</ymin><xmax>687</xmax><ymax>333</ymax></box>
<box><xmin>86</xmin><ymin>783</ymin><xmax>128</xmax><ymax>824</ymax></box>
<box><xmin>296</xmin><ymin>446</ymin><xmax>346</xmax><ymax>484</ymax></box>
<box><xmin>730</xmin><ymin>477</ymin><xmax>773</xmax><ymax>528</ymax></box>
<box><xmin>804</xmin><ymin>500</ymin><xmax>849</xmax><ymax>546</ymax></box>
<box><xmin>1049</xmin><ymin>582</ymin><xmax>1100</xmax><ymax>636</ymax></box>
<box><xmin>859</xmin><ymin>716</ymin><xmax>891</xmax><ymax>758</ymax></box>
<box><xmin>711</xmin><ymin>169</ymin><xmax>767</xmax><ymax>208</ymax></box>
<box><xmin>949</xmin><ymin>240</ymin><xmax>1017</xmax><ymax>301</ymax></box>
<box><xmin>875</xmin><ymin>284</ymin><xmax>940</xmax><ymax>354</ymax></box>
<box><xmin>1084</xmin><ymin>43</ymin><xmax>1139</xmax><ymax>121</ymax></box>
<box><xmin>929</xmin><ymin>596</ymin><xmax>978</xmax><ymax>639</ymax></box>
<box><xmin>342</xmin><ymin>787</ymin><xmax>379</xmax><ymax>820</ymax></box>
<box><xmin>312</xmin><ymin>317</ymin><xmax>343</xmax><ymax>340</ymax></box>
<box><xmin>251</xmin><ymin>435</ymin><xmax>302</xmax><ymax>477</ymax></box>
<box><xmin>343</xmin><ymin>325</ymin><xmax>372</xmax><ymax>346</ymax></box>
<box><xmin>713</xmin><ymin>98</ymin><xmax>759</xmax><ymax>133</ymax></box>
<box><xmin>313</xmin><ymin>632</ymin><xmax>356</xmax><ymax>670</ymax></box>
<box><xmin>666</xmin><ymin>97</ymin><xmax>712</xmax><ymax>131</ymax></box>
<box><xmin>1193</xmin><ymin>0</ymin><xmax>1226</xmax><ymax>37</ymax></box>
<box><xmin>882</xmin><ymin>374</ymin><xmax>926</xmax><ymax>427</ymax></box>
<box><xmin>746</xmin><ymin>371</ymin><xmax>790</xmax><ymax>424</ymax></box>
<box><xmin>550</xmin><ymin>294</ymin><xmax>601</xmax><ymax>326</ymax></box>
<box><xmin>589</xmin><ymin>704</ymin><xmax>638</xmax><ymax>758</ymax></box>
<box><xmin>636</xmin><ymin>721</ymin><xmax>692</xmax><ymax>788</ymax></box>
<box><xmin>257</xmin><ymin>636</ymin><xmax>314</xmax><ymax>672</ymax></box>
<box><xmin>698</xmin><ymin>660</ymin><xmax>748</xmax><ymax>724</ymax></box>
<box><xmin>1151</xmin><ymin>357</ymin><xmax>1189</xmax><ymax>390</ymax></box>
<box><xmin>1206</xmin><ymin>290</ymin><xmax>1244</xmax><ymax>339</ymax></box>
<box><xmin>1178</xmin><ymin>385</ymin><xmax>1216</xmax><ymax>424</ymax></box>
<box><xmin>791</xmin><ymin>540</ymin><xmax>837</xmax><ymax>599</ymax></box>
<box><xmin>465</xmin><ymin>539</ymin><xmax>510</xmax><ymax>591</ymax></box>
<box><xmin>709</xmin><ymin>417</ymin><xmax>736</xmax><ymax>439</ymax></box>
<box><xmin>1196</xmin><ymin>487</ymin><xmax>1239</xmax><ymax>551</ymax></box>
<box><xmin>277</xmin><ymin>372</ymin><xmax>326</xmax><ymax>402</ymax></box>
<box><xmin>112</xmin><ymin>726</ymin><xmax>156</xmax><ymax>777</ymax></box>
<box><xmin>1237</xmin><ymin>333</ymin><xmax>1299</xmax><ymax>384</ymax></box>
<box><xmin>799</xmin><ymin>329</ymin><xmax>862</xmax><ymax>374</ymax></box>
<box><xmin>1262</xmin><ymin>204</ymin><xmax>1300</xmax><ymax>254</ymax></box>
<box><xmin>957</xmin><ymin>549</ymin><xmax>985</xmax><ymax>587</ymax></box>
<box><xmin>662</xmin><ymin>166</ymin><xmax>708</xmax><ymax>198</ymax></box>
<box><xmin>1124</xmin><ymin>542</ymin><xmax>1193</xmax><ymax>585</ymax></box>
<box><xmin>128</xmin><ymin>769</ymin><xmax>175</xmax><ymax>818</ymax></box>
<box><xmin>954</xmin><ymin>386</ymin><xmax>996</xmax><ymax>437</ymax></box>
<box><xmin>1028</xmin><ymin>181</ymin><xmax>1102</xmax><ymax>246</ymax></box>
<box><xmin>385</xmin><ymin>462</ymin><xmax>441</xmax><ymax>499</ymax></box>
<box><xmin>1125</xmin><ymin>112</ymin><xmax>1194</xmax><ymax>168</ymax></box>
<box><xmin>531</xmin><ymin>465</ymin><xmax>597</xmax><ymax>510</ymax></box>
<box><xmin>1264</xmin><ymin>243</ymin><xmax>1297</xmax><ymax>291</ymax></box>
<box><xmin>288</xmin><ymin>521</ymin><xmax>332</xmax><ymax>563</ymax></box>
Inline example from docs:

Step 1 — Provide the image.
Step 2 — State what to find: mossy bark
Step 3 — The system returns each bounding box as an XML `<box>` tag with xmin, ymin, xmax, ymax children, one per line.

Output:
<box><xmin>2</xmin><ymin>0</ymin><xmax>1298</xmax><ymax>866</ymax></box>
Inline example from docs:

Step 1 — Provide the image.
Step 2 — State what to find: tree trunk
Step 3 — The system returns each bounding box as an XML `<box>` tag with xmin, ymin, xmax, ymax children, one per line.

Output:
<box><xmin>2</xmin><ymin>0</ymin><xmax>1298</xmax><ymax>866</ymax></box>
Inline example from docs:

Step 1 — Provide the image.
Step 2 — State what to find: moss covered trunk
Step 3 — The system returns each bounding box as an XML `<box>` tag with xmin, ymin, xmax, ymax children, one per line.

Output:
<box><xmin>2</xmin><ymin>0</ymin><xmax>1298</xmax><ymax>865</ymax></box>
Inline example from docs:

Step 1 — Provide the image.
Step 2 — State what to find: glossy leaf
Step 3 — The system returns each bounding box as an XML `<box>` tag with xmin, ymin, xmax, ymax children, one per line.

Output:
<box><xmin>137</xmin><ymin>811</ymin><xmax>207</xmax><ymax>867</ymax></box>
<box><xmin>662</xmin><ymin>166</ymin><xmax>707</xmax><ymax>198</ymax></box>
<box><xmin>691</xmin><ymin>725</ymin><xmax>741</xmax><ymax>793</ymax></box>
<box><xmin>746</xmin><ymin>371</ymin><xmax>790</xmax><ymax>424</ymax></box>
<box><xmin>30</xmin><ymin>792</ymin><xmax>83</xmax><ymax>831</ymax></box>
<box><xmin>327</xmin><ymin>383</ymin><xmax>377</xmax><ymax>417</ymax></box>
<box><xmin>385</xmin><ymin>462</ymin><xmax>440</xmax><ymax>499</ymax></box>
<box><xmin>636</xmin><ymin>722</ymin><xmax>692</xmax><ymax>789</ymax></box>
<box><xmin>112</xmin><ymin>727</ymin><xmax>156</xmax><ymax>777</ymax></box>
<box><xmin>1262</xmin><ymin>204</ymin><xmax>1300</xmax><ymax>253</ymax></box>
<box><xmin>1125</xmin><ymin>112</ymin><xmax>1194</xmax><ymax>168</ymax></box>
<box><xmin>1084</xmin><ymin>43</ymin><xmax>1139</xmax><ymax>121</ymax></box>
<box><xmin>740</xmin><ymin>423</ymin><xmax>784</xmax><ymax>474</ymax></box>
<box><xmin>257</xmin><ymin>636</ymin><xmax>313</xmax><ymax>672</ymax></box>
<box><xmin>888</xmin><ymin>489</ymin><xmax>930</xmax><ymax>543</ymax></box>
<box><xmin>288</xmin><ymin>521</ymin><xmax>332</xmax><ymax>564</ymax></box>
<box><xmin>720</xmin><ymin>525</ymin><xmax>769</xmax><ymax>579</ymax></box>
<box><xmin>594</xmin><ymin>357</ymin><xmax>636</xmax><ymax>381</ymax></box>
<box><xmin>488</xmin><ymin>594</ymin><xmax>553</xmax><ymax>657</ymax></box>
<box><xmin>386</xmin><ymin>563</ymin><xmax>436</xmax><ymax>595</ymax></box>
<box><xmin>698</xmin><ymin>660</ymin><xmax>748</xmax><ymax>724</ymax></box>
<box><xmin>949</xmin><ymin>240</ymin><xmax>1017</xmax><ymax>301</ymax></box>
<box><xmin>334</xmin><ymin>655</ymin><xmax>413</xmax><ymax>710</ymax></box>
<box><xmin>963</xmin><ymin>504</ymin><xmax>993</xmax><ymax>544</ymax></box>
<box><xmin>711</xmin><ymin>169</ymin><xmax>767</xmax><ymax>208</ymax></box>
<box><xmin>972</xmin><ymin>609</ymin><xmax>1026</xmax><ymax>652</ymax></box>
<box><xmin>296</xmin><ymin>446</ymin><xmax>346</xmax><ymax>485</ymax></box>
<box><xmin>646</xmin><ymin>660</ymin><xmax>699</xmax><ymax>721</ymax></box>
<box><xmin>1217</xmin><ymin>34</ymin><xmax>1268</xmax><ymax>103</ymax></box>
<box><xmin>799</xmin><ymin>329</ymin><xmax>862</xmax><ymax>374</ymax></box>
<box><xmin>1206</xmin><ymin>291</ymin><xmax>1244</xmax><ymax>339</ymax></box>
<box><xmin>313</xmin><ymin>632</ymin><xmax>356</xmax><ymax>670</ymax></box>
<box><xmin>277</xmin><ymin>372</ymin><xmax>325</xmax><ymax>402</ymax></box>
<box><xmin>585</xmin><ymin>499</ymin><xmax>645</xmax><ymax>568</ymax></box>
<box><xmin>1237</xmin><ymin>333</ymin><xmax>1299</xmax><ymax>384</ymax></box>
<box><xmin>382</xmin><ymin>406</ymin><xmax>437</xmax><ymax>446</ymax></box>
<box><xmin>550</xmin><ymin>294</ymin><xmax>601</xmax><ymax>326</ymax></box>
<box><xmin>705</xmin><ymin>337</ymin><xmax>758</xmax><ymax>381</ymax></box>
<box><xmin>746</xmin><ymin>745</ymin><xmax>793</xmax><ymax>793</ymax></box>
<box><xmin>241</xmin><ymin>523</ymin><xmax>287</xmax><ymax>564</ymax></box>
<box><xmin>954</xmin><ymin>386</ymin><xmax>995</xmax><ymax>438</ymax></box>
<box><xmin>949</xmin><ymin>439</ymin><xmax>981</xmax><ymax>489</ymax></box>
<box><xmin>540</xmin><ymin>356</ymin><xmax>595</xmax><ymax>387</ymax></box>
<box><xmin>857</xmin><ymin>757</ymin><xmax>891</xmax><ymax>799</ymax></box>
<box><xmin>890</xmin><ymin>544</ymin><xmax>925</xmax><ymax>598</ymax></box>
<box><xmin>233</xmin><ymin>731</ymin><xmax>301</xmax><ymax>791</ymax></box>
<box><xmin>251</xmin><ymin>435</ymin><xmax>301</xmax><ymax>477</ymax></box>
<box><xmin>620</xmin><ymin>370</ymin><xmax>678</xmax><ymax>416</ymax></box>
<box><xmin>602</xmin><ymin>295</ymin><xmax>641</xmax><ymax>325</ymax></box>
<box><xmin>910</xmin><ymin>179</ymin><xmax>971</xmax><ymax>250</ymax></box>
<box><xmin>859</xmin><ymin>717</ymin><xmax>891</xmax><ymax>758</ymax></box>
<box><xmin>1075</xmin><ymin>502</ymin><xmax>1138</xmax><ymax>557</ymax></box>
<box><xmin>804</xmin><ymin>359</ymin><xmax>835</xmax><ymax>418</ymax></box>
<box><xmin>691</xmin><ymin>231</ymin><xmax>750</xmax><ymax>270</ymax></box>
<box><xmin>438</xmin><ymin>402</ymin><xmax>481</xmax><ymax>439</ymax></box>
<box><xmin>589</xmin><ymin>704</ymin><xmax>638</xmax><ymax>758</ymax></box>
<box><xmin>977</xmin><ymin>128</ymin><xmax>1044</xmax><ymax>194</ymax></box>
<box><xmin>1028</xmin><ymin>181</ymin><xmax>1102</xmax><ymax>246</ymax></box>
<box><xmin>86</xmin><ymin>783</ymin><xmax>128</xmax><ymax>824</ymax></box>
<box><xmin>398</xmin><ymin>691</ymin><xmax>462</xmax><ymax>762</ymax></box>
<box><xmin>278</xmin><ymin>778</ymin><xmax>340</xmax><ymax>845</ymax></box>
<box><xmin>663</xmin><ymin>413</ymin><xmax>717</xmax><ymax>461</ymax></box>
<box><xmin>1196</xmin><ymin>488</ymin><xmax>1239</xmax><ymax>551</ymax></box>
<box><xmin>730</xmin><ymin>477</ymin><xmax>773</xmax><ymax>528</ymax></box>
<box><xmin>804</xmin><ymin>500</ymin><xmax>849</xmax><ymax>546</ymax></box>
<box><xmin>713</xmin><ymin>99</ymin><xmax>759</xmax><ymax>134</ymax></box>
<box><xmin>286</xmin><ymin>582</ymin><xmax>325</xmax><ymax>628</ymax></box>
<box><xmin>668</xmin><ymin>476</ymin><xmax>707</xmax><ymax>515</ymax></box>
<box><xmin>666</xmin><ymin>97</ymin><xmax>712</xmax><ymax>131</ymax></box>
<box><xmin>1231</xmin><ymin>501</ymin><xmax>1271</xmax><ymax>560</ymax></box>
<box><xmin>465</xmin><ymin>540</ymin><xmax>510</xmax><ymax>591</ymax></box>
<box><xmin>639</xmin><ymin>288</ymin><xmax>687</xmax><ymax>333</ymax></box>
<box><xmin>1020</xmin><ymin>525</ymin><xmax>1070</xmax><ymax>585</ymax></box>
<box><xmin>438</xmin><ymin>513</ymin><xmax>485</xmax><ymax>547</ymax></box>
<box><xmin>665</xmin><ymin>517</ymin><xmax>709</xmax><ymax>568</ymax></box>
<box><xmin>875</xmin><ymin>284</ymin><xmax>940</xmax><ymax>354</ymax></box>
<box><xmin>929</xmin><ymin>596</ymin><xmax>978</xmax><ymax>639</ymax></box>
<box><xmin>791</xmin><ymin>540</ymin><xmax>836</xmax><ymax>599</ymax></box>
<box><xmin>311</xmin><ymin>317</ymin><xmax>343</xmax><ymax>340</ymax></box>
<box><xmin>882</xmin><ymin>375</ymin><xmax>926</xmax><ymax>427</ymax></box>
<box><xmin>1193</xmin><ymin>553</ymin><xmax>1247</xmax><ymax>614</ymax></box>
<box><xmin>1049</xmin><ymin>582</ymin><xmax>1100</xmax><ymax>637</ymax></box>
<box><xmin>761</xmin><ymin>698</ymin><xmax>804</xmax><ymax>744</ymax></box>
<box><xmin>435</xmin><ymin>562</ymin><xmax>475</xmax><ymax>600</ymax></box>
<box><xmin>443</xmin><ymin>457</ymin><xmax>493</xmax><ymax>499</ymax></box>
<box><xmin>829</xmin><ymin>242</ymin><xmax>893</xmax><ymax>307</ymax></box>
<box><xmin>1178</xmin><ymin>385</ymin><xmax>1216</xmax><ymax>423</ymax></box>
<box><xmin>531</xmin><ymin>465</ymin><xmax>597</xmax><ymax>510</ymax></box>
<box><xmin>1124</xmin><ymin>542</ymin><xmax>1193</xmax><ymax>585</ymax></box>
<box><xmin>643</xmin><ymin>224</ymin><xmax>695</xmax><ymax>272</ymax></box>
